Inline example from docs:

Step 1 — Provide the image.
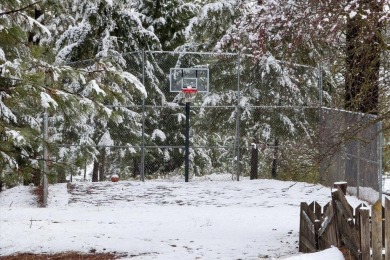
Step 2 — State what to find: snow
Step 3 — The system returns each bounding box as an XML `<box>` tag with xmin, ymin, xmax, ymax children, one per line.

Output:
<box><xmin>151</xmin><ymin>129</ymin><xmax>167</xmax><ymax>142</ymax></box>
<box><xmin>0</xmin><ymin>179</ymin><xmax>357</xmax><ymax>259</ymax></box>
<box><xmin>40</xmin><ymin>92</ymin><xmax>58</xmax><ymax>109</ymax></box>
<box><xmin>0</xmin><ymin>97</ymin><xmax>17</xmax><ymax>123</ymax></box>
<box><xmin>84</xmin><ymin>80</ymin><xmax>107</xmax><ymax>96</ymax></box>
<box><xmin>119</xmin><ymin>71</ymin><xmax>147</xmax><ymax>98</ymax></box>
<box><xmin>5</xmin><ymin>130</ymin><xmax>26</xmax><ymax>146</ymax></box>
<box><xmin>0</xmin><ymin>47</ymin><xmax>5</xmax><ymax>61</ymax></box>
<box><xmin>104</xmin><ymin>0</ymin><xmax>113</xmax><ymax>7</ymax></box>
<box><xmin>26</xmin><ymin>15</ymin><xmax>51</xmax><ymax>38</ymax></box>
<box><xmin>280</xmin><ymin>247</ymin><xmax>344</xmax><ymax>259</ymax></box>
<box><xmin>349</xmin><ymin>11</ymin><xmax>357</xmax><ymax>19</ymax></box>
<box><xmin>0</xmin><ymin>151</ymin><xmax>18</xmax><ymax>169</ymax></box>
<box><xmin>55</xmin><ymin>43</ymin><xmax>78</xmax><ymax>64</ymax></box>
<box><xmin>98</xmin><ymin>131</ymin><xmax>114</xmax><ymax>146</ymax></box>
<box><xmin>382</xmin><ymin>175</ymin><xmax>390</xmax><ymax>197</ymax></box>
<box><xmin>347</xmin><ymin>186</ymin><xmax>380</xmax><ymax>204</ymax></box>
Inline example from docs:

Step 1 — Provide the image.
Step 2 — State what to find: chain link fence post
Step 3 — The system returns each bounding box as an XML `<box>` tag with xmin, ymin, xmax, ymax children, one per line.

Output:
<box><xmin>141</xmin><ymin>49</ymin><xmax>146</xmax><ymax>182</ymax></box>
<box><xmin>378</xmin><ymin>120</ymin><xmax>383</xmax><ymax>199</ymax></box>
<box><xmin>357</xmin><ymin>114</ymin><xmax>361</xmax><ymax>198</ymax></box>
<box><xmin>318</xmin><ymin>63</ymin><xmax>323</xmax><ymax>108</ymax></box>
<box><xmin>235</xmin><ymin>52</ymin><xmax>241</xmax><ymax>181</ymax></box>
<box><xmin>42</xmin><ymin>110</ymin><xmax>48</xmax><ymax>207</ymax></box>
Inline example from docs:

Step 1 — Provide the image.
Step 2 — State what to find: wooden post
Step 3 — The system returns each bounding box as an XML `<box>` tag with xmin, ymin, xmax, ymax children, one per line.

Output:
<box><xmin>332</xmin><ymin>186</ymin><xmax>360</xmax><ymax>257</ymax></box>
<box><xmin>359</xmin><ymin>207</ymin><xmax>370</xmax><ymax>260</ymax></box>
<box><xmin>355</xmin><ymin>202</ymin><xmax>368</xmax><ymax>258</ymax></box>
<box><xmin>250</xmin><ymin>140</ymin><xmax>258</xmax><ymax>180</ymax></box>
<box><xmin>318</xmin><ymin>202</ymin><xmax>339</xmax><ymax>250</ymax></box>
<box><xmin>386</xmin><ymin>198</ymin><xmax>390</xmax><ymax>260</ymax></box>
<box><xmin>331</xmin><ymin>189</ymin><xmax>341</xmax><ymax>248</ymax></box>
<box><xmin>372</xmin><ymin>200</ymin><xmax>383</xmax><ymax>260</ymax></box>
<box><xmin>355</xmin><ymin>203</ymin><xmax>368</xmax><ymax>230</ymax></box>
<box><xmin>310</xmin><ymin>201</ymin><xmax>322</xmax><ymax>250</ymax></box>
<box><xmin>299</xmin><ymin>202</ymin><xmax>317</xmax><ymax>253</ymax></box>
<box><xmin>333</xmin><ymin>181</ymin><xmax>348</xmax><ymax>195</ymax></box>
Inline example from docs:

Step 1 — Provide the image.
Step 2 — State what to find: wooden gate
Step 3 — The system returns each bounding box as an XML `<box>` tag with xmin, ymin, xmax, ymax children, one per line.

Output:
<box><xmin>299</xmin><ymin>182</ymin><xmax>390</xmax><ymax>260</ymax></box>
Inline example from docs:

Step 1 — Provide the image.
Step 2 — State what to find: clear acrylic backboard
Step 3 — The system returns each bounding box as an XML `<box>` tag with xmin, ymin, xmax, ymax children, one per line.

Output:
<box><xmin>170</xmin><ymin>68</ymin><xmax>209</xmax><ymax>92</ymax></box>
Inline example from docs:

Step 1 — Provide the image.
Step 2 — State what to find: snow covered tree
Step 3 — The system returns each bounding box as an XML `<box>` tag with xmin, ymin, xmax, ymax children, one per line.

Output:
<box><xmin>0</xmin><ymin>0</ymin><xmax>150</xmax><ymax>187</ymax></box>
<box><xmin>179</xmin><ymin>0</ymin><xmax>241</xmax><ymax>52</ymax></box>
<box><xmin>49</xmin><ymin>0</ymin><xmax>162</xmax><ymax>181</ymax></box>
<box><xmin>220</xmin><ymin>0</ymin><xmax>389</xmax><ymax>114</ymax></box>
<box><xmin>49</xmin><ymin>0</ymin><xmax>200</xmax><ymax>180</ymax></box>
<box><xmin>0</xmin><ymin>0</ymin><xmax>56</xmax><ymax>188</ymax></box>
<box><xmin>197</xmin><ymin>0</ymin><xmax>389</xmax><ymax>179</ymax></box>
<box><xmin>344</xmin><ymin>0</ymin><xmax>386</xmax><ymax>114</ymax></box>
<box><xmin>136</xmin><ymin>0</ymin><xmax>197</xmax><ymax>50</ymax></box>
<box><xmin>176</xmin><ymin>1</ymin><xmax>321</xmax><ymax>179</ymax></box>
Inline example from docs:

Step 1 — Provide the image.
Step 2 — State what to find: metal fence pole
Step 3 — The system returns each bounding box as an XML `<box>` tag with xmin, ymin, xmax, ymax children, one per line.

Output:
<box><xmin>185</xmin><ymin>102</ymin><xmax>190</xmax><ymax>182</ymax></box>
<box><xmin>318</xmin><ymin>63</ymin><xmax>323</xmax><ymax>108</ymax></box>
<box><xmin>235</xmin><ymin>53</ymin><xmax>241</xmax><ymax>181</ymax></box>
<box><xmin>140</xmin><ymin>49</ymin><xmax>146</xmax><ymax>182</ymax></box>
<box><xmin>317</xmin><ymin>64</ymin><xmax>323</xmax><ymax>182</ymax></box>
<box><xmin>378</xmin><ymin>120</ymin><xmax>383</xmax><ymax>200</ymax></box>
<box><xmin>357</xmin><ymin>119</ymin><xmax>360</xmax><ymax>197</ymax></box>
<box><xmin>42</xmin><ymin>110</ymin><xmax>48</xmax><ymax>207</ymax></box>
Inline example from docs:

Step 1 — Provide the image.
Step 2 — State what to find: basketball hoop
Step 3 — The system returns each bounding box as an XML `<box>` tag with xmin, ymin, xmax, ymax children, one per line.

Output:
<box><xmin>181</xmin><ymin>86</ymin><xmax>198</xmax><ymax>103</ymax></box>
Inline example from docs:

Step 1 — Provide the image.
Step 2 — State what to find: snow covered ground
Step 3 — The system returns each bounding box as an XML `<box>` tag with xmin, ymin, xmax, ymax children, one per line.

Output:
<box><xmin>382</xmin><ymin>174</ymin><xmax>390</xmax><ymax>194</ymax></box>
<box><xmin>0</xmin><ymin>179</ymin><xmax>363</xmax><ymax>259</ymax></box>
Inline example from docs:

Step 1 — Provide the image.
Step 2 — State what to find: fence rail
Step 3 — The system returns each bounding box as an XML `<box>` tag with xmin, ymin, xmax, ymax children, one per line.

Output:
<box><xmin>300</xmin><ymin>182</ymin><xmax>389</xmax><ymax>259</ymax></box>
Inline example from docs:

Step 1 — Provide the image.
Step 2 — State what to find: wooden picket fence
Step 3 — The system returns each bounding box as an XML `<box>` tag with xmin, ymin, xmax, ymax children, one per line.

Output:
<box><xmin>299</xmin><ymin>182</ymin><xmax>390</xmax><ymax>260</ymax></box>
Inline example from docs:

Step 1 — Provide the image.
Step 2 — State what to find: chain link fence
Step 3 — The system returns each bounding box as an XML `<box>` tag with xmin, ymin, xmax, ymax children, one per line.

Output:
<box><xmin>43</xmin><ymin>50</ymin><xmax>383</xmax><ymax>199</ymax></box>
<box><xmin>319</xmin><ymin>108</ymin><xmax>382</xmax><ymax>202</ymax></box>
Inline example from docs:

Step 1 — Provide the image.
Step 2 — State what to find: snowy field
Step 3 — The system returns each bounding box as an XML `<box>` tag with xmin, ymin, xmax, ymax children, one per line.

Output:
<box><xmin>0</xmin><ymin>179</ymin><xmax>364</xmax><ymax>259</ymax></box>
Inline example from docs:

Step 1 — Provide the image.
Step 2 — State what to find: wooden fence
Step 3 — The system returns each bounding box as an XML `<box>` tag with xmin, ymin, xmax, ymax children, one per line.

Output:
<box><xmin>299</xmin><ymin>182</ymin><xmax>390</xmax><ymax>260</ymax></box>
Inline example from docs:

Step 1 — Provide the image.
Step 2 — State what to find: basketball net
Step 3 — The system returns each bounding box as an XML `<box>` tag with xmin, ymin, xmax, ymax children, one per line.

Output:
<box><xmin>181</xmin><ymin>86</ymin><xmax>198</xmax><ymax>103</ymax></box>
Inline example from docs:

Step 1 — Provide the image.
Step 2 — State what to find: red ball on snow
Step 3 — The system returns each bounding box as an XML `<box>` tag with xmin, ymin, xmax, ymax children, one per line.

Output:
<box><xmin>111</xmin><ymin>175</ymin><xmax>119</xmax><ymax>182</ymax></box>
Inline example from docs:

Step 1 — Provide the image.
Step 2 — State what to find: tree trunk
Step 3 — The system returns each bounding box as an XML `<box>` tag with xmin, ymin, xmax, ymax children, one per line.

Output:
<box><xmin>154</xmin><ymin>0</ymin><xmax>161</xmax><ymax>18</ymax></box>
<box><xmin>271</xmin><ymin>139</ymin><xmax>279</xmax><ymax>178</ymax></box>
<box><xmin>133</xmin><ymin>158</ymin><xmax>140</xmax><ymax>178</ymax></box>
<box><xmin>32</xmin><ymin>168</ymin><xmax>41</xmax><ymax>186</ymax></box>
<box><xmin>345</xmin><ymin>0</ymin><xmax>381</xmax><ymax>115</ymax></box>
<box><xmin>92</xmin><ymin>160</ymin><xmax>99</xmax><ymax>182</ymax></box>
<box><xmin>57</xmin><ymin>174</ymin><xmax>66</xmax><ymax>183</ymax></box>
<box><xmin>28</xmin><ymin>8</ymin><xmax>43</xmax><ymax>44</ymax></box>
<box><xmin>250</xmin><ymin>140</ymin><xmax>259</xmax><ymax>180</ymax></box>
<box><xmin>84</xmin><ymin>160</ymin><xmax>87</xmax><ymax>181</ymax></box>
<box><xmin>99</xmin><ymin>149</ymin><xmax>106</xmax><ymax>181</ymax></box>
<box><xmin>57</xmin><ymin>166</ymin><xmax>67</xmax><ymax>183</ymax></box>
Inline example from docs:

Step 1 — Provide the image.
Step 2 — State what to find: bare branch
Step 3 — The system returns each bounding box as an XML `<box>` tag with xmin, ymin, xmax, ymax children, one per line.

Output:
<box><xmin>0</xmin><ymin>1</ymin><xmax>42</xmax><ymax>16</ymax></box>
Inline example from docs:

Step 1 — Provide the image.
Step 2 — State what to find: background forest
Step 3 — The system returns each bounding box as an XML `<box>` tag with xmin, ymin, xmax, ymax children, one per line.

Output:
<box><xmin>0</xmin><ymin>0</ymin><xmax>389</xmax><ymax>188</ymax></box>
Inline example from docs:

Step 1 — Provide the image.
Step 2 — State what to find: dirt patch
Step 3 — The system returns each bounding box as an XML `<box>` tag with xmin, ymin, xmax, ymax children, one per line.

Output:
<box><xmin>339</xmin><ymin>246</ymin><xmax>357</xmax><ymax>260</ymax></box>
<box><xmin>0</xmin><ymin>252</ymin><xmax>123</xmax><ymax>260</ymax></box>
<box><xmin>32</xmin><ymin>185</ymin><xmax>46</xmax><ymax>208</ymax></box>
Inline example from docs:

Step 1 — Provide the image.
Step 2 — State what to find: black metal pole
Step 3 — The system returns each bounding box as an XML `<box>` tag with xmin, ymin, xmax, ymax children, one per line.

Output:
<box><xmin>185</xmin><ymin>101</ymin><xmax>190</xmax><ymax>182</ymax></box>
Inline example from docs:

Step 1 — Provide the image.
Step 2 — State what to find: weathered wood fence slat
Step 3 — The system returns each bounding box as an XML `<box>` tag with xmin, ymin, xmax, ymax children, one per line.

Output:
<box><xmin>299</xmin><ymin>182</ymin><xmax>389</xmax><ymax>260</ymax></box>
<box><xmin>386</xmin><ymin>199</ymin><xmax>390</xmax><ymax>259</ymax></box>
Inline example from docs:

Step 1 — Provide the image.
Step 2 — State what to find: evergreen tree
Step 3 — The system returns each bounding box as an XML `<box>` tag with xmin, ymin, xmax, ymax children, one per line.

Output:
<box><xmin>0</xmin><ymin>0</ymin><xmax>149</xmax><ymax>187</ymax></box>
<box><xmin>178</xmin><ymin>1</ymin><xmax>321</xmax><ymax>179</ymax></box>
<box><xmin>1</xmin><ymin>0</ymin><xmax>56</xmax><ymax>187</ymax></box>
<box><xmin>50</xmin><ymin>0</ymin><xmax>156</xmax><ymax>181</ymax></box>
<box><xmin>136</xmin><ymin>0</ymin><xmax>197</xmax><ymax>50</ymax></box>
<box><xmin>179</xmin><ymin>0</ymin><xmax>241</xmax><ymax>52</ymax></box>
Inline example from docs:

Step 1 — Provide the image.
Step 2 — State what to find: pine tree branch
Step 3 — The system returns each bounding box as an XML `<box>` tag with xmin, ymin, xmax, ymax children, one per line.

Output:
<box><xmin>0</xmin><ymin>1</ymin><xmax>42</xmax><ymax>16</ymax></box>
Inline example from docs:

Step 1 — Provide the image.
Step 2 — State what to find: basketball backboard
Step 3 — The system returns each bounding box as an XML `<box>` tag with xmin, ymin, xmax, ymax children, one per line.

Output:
<box><xmin>170</xmin><ymin>68</ymin><xmax>209</xmax><ymax>92</ymax></box>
